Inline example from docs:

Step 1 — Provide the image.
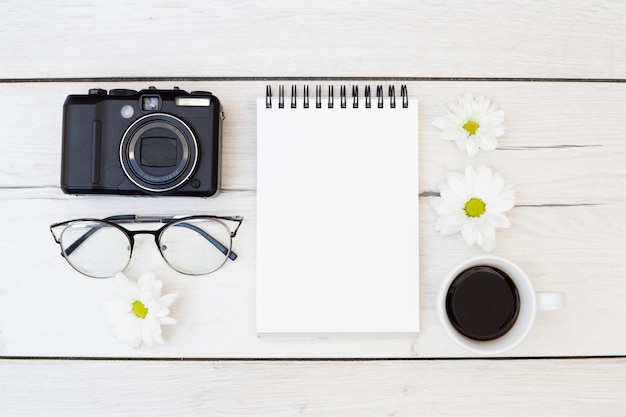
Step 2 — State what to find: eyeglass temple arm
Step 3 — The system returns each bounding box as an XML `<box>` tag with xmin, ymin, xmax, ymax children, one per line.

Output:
<box><xmin>60</xmin><ymin>225</ymin><xmax>101</xmax><ymax>257</ymax></box>
<box><xmin>173</xmin><ymin>222</ymin><xmax>237</xmax><ymax>261</ymax></box>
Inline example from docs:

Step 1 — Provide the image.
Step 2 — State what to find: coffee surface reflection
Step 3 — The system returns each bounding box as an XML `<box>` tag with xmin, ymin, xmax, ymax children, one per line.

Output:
<box><xmin>445</xmin><ymin>265</ymin><xmax>520</xmax><ymax>341</ymax></box>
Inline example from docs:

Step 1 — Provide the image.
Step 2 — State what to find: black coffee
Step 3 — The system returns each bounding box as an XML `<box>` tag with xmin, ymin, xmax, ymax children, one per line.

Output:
<box><xmin>446</xmin><ymin>266</ymin><xmax>520</xmax><ymax>341</ymax></box>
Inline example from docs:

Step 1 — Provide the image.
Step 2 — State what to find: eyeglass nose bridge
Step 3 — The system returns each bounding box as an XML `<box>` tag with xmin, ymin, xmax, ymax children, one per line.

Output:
<box><xmin>122</xmin><ymin>229</ymin><xmax>168</xmax><ymax>271</ymax></box>
<box><xmin>124</xmin><ymin>224</ymin><xmax>227</xmax><ymax>275</ymax></box>
<box><xmin>125</xmin><ymin>228</ymin><xmax>162</xmax><ymax>250</ymax></box>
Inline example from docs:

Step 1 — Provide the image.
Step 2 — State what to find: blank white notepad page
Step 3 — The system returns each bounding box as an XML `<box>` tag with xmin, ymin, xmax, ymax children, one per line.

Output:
<box><xmin>256</xmin><ymin>91</ymin><xmax>419</xmax><ymax>336</ymax></box>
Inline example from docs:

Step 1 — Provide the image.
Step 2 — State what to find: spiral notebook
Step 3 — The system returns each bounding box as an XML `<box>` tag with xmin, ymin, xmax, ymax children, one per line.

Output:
<box><xmin>256</xmin><ymin>84</ymin><xmax>419</xmax><ymax>336</ymax></box>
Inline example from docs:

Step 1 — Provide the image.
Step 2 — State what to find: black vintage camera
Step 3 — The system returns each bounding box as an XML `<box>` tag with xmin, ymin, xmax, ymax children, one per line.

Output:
<box><xmin>61</xmin><ymin>86</ymin><xmax>222</xmax><ymax>197</ymax></box>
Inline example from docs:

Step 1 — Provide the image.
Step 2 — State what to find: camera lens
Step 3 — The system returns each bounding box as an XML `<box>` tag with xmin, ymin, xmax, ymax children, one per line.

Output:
<box><xmin>119</xmin><ymin>113</ymin><xmax>198</xmax><ymax>193</ymax></box>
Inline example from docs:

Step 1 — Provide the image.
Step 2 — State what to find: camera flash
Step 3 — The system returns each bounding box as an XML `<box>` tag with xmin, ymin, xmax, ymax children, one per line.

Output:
<box><xmin>142</xmin><ymin>96</ymin><xmax>160</xmax><ymax>111</ymax></box>
<box><xmin>120</xmin><ymin>105</ymin><xmax>134</xmax><ymax>119</ymax></box>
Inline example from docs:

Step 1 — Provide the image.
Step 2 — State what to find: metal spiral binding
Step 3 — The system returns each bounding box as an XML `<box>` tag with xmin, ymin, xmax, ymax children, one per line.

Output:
<box><xmin>340</xmin><ymin>85</ymin><xmax>347</xmax><ymax>108</ymax></box>
<box><xmin>315</xmin><ymin>85</ymin><xmax>322</xmax><ymax>108</ymax></box>
<box><xmin>364</xmin><ymin>85</ymin><xmax>371</xmax><ymax>108</ymax></box>
<box><xmin>326</xmin><ymin>86</ymin><xmax>332</xmax><ymax>108</ymax></box>
<box><xmin>303</xmin><ymin>85</ymin><xmax>309</xmax><ymax>108</ymax></box>
<box><xmin>278</xmin><ymin>85</ymin><xmax>285</xmax><ymax>109</ymax></box>
<box><xmin>291</xmin><ymin>85</ymin><xmax>297</xmax><ymax>108</ymax></box>
<box><xmin>376</xmin><ymin>85</ymin><xmax>384</xmax><ymax>108</ymax></box>
<box><xmin>352</xmin><ymin>85</ymin><xmax>359</xmax><ymax>108</ymax></box>
<box><xmin>389</xmin><ymin>85</ymin><xmax>396</xmax><ymax>108</ymax></box>
<box><xmin>401</xmin><ymin>84</ymin><xmax>408</xmax><ymax>108</ymax></box>
<box><xmin>265</xmin><ymin>85</ymin><xmax>272</xmax><ymax>108</ymax></box>
<box><xmin>265</xmin><ymin>84</ymin><xmax>409</xmax><ymax>109</ymax></box>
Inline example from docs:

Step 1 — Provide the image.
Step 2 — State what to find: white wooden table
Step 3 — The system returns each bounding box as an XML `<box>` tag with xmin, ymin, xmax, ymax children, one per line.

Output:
<box><xmin>2</xmin><ymin>1</ymin><xmax>626</xmax><ymax>415</ymax></box>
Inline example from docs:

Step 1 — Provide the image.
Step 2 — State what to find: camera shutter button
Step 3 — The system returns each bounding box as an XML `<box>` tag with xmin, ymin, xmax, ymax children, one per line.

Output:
<box><xmin>88</xmin><ymin>88</ymin><xmax>107</xmax><ymax>95</ymax></box>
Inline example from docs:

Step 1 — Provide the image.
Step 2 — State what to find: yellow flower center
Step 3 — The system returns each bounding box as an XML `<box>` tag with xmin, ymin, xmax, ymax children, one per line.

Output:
<box><xmin>132</xmin><ymin>300</ymin><xmax>149</xmax><ymax>319</ymax></box>
<box><xmin>464</xmin><ymin>197</ymin><xmax>486</xmax><ymax>218</ymax></box>
<box><xmin>463</xmin><ymin>120</ymin><xmax>480</xmax><ymax>135</ymax></box>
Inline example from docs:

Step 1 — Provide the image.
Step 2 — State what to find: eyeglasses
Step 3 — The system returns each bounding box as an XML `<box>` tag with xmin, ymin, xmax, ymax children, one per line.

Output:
<box><xmin>50</xmin><ymin>214</ymin><xmax>243</xmax><ymax>278</ymax></box>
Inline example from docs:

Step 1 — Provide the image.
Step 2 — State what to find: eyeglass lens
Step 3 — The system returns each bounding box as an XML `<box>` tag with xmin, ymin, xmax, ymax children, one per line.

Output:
<box><xmin>60</xmin><ymin>220</ymin><xmax>131</xmax><ymax>278</ymax></box>
<box><xmin>159</xmin><ymin>218</ymin><xmax>232</xmax><ymax>275</ymax></box>
<box><xmin>58</xmin><ymin>218</ymin><xmax>233</xmax><ymax>277</ymax></box>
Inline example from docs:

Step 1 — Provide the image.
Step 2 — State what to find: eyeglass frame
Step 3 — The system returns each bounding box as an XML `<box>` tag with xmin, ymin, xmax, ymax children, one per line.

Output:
<box><xmin>50</xmin><ymin>214</ymin><xmax>243</xmax><ymax>278</ymax></box>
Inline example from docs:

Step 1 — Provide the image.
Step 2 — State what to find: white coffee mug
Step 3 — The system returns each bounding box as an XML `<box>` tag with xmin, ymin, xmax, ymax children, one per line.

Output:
<box><xmin>437</xmin><ymin>255</ymin><xmax>565</xmax><ymax>355</ymax></box>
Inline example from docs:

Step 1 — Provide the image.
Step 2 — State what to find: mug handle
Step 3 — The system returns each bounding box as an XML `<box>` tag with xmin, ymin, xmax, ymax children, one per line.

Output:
<box><xmin>536</xmin><ymin>292</ymin><xmax>566</xmax><ymax>311</ymax></box>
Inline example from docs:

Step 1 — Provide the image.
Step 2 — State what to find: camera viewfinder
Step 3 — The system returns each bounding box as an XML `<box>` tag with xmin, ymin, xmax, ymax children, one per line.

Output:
<box><xmin>142</xmin><ymin>96</ymin><xmax>161</xmax><ymax>111</ymax></box>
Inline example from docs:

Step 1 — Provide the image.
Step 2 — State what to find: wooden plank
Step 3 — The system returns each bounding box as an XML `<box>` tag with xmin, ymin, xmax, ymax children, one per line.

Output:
<box><xmin>1</xmin><ymin>80</ymin><xmax>626</xmax><ymax>357</ymax></box>
<box><xmin>1</xmin><ymin>358</ymin><xmax>625</xmax><ymax>416</ymax></box>
<box><xmin>2</xmin><ymin>188</ymin><xmax>625</xmax><ymax>357</ymax></box>
<box><xmin>3</xmin><ymin>80</ymin><xmax>626</xmax><ymax>203</ymax></box>
<box><xmin>1</xmin><ymin>1</ymin><xmax>626</xmax><ymax>79</ymax></box>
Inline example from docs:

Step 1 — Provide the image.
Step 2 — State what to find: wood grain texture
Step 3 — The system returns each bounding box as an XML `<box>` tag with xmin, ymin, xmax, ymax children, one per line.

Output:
<box><xmin>1</xmin><ymin>0</ymin><xmax>626</xmax><ymax>79</ymax></box>
<box><xmin>1</xmin><ymin>358</ymin><xmax>625</xmax><ymax>416</ymax></box>
<box><xmin>1</xmin><ymin>80</ymin><xmax>626</xmax><ymax>358</ymax></box>
<box><xmin>2</xmin><ymin>1</ymin><xmax>626</xmax><ymax>415</ymax></box>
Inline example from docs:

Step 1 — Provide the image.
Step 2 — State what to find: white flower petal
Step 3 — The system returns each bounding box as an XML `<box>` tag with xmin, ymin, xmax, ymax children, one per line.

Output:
<box><xmin>138</xmin><ymin>271</ymin><xmax>156</xmax><ymax>286</ymax></box>
<box><xmin>430</xmin><ymin>197</ymin><xmax>449</xmax><ymax>215</ymax></box>
<box><xmin>435</xmin><ymin>211</ymin><xmax>467</xmax><ymax>235</ymax></box>
<box><xmin>159</xmin><ymin>316</ymin><xmax>178</xmax><ymax>326</ymax></box>
<box><xmin>473</xmin><ymin>165</ymin><xmax>493</xmax><ymax>197</ymax></box>
<box><xmin>116</xmin><ymin>316</ymin><xmax>143</xmax><ymax>348</ymax></box>
<box><xmin>159</xmin><ymin>292</ymin><xmax>178</xmax><ymax>308</ymax></box>
<box><xmin>461</xmin><ymin>219</ymin><xmax>479</xmax><ymax>246</ymax></box>
<box><xmin>464</xmin><ymin>165</ymin><xmax>477</xmax><ymax>183</ymax></box>
<box><xmin>152</xmin><ymin>333</ymin><xmax>164</xmax><ymax>345</ymax></box>
<box><xmin>480</xmin><ymin>236</ymin><xmax>496</xmax><ymax>252</ymax></box>
<box><xmin>150</xmin><ymin>304</ymin><xmax>170</xmax><ymax>317</ymax></box>
<box><xmin>475</xmin><ymin>229</ymin><xmax>484</xmax><ymax>248</ymax></box>
<box><xmin>486</xmin><ymin>188</ymin><xmax>515</xmax><ymax>212</ymax></box>
<box><xmin>489</xmin><ymin>110</ymin><xmax>505</xmax><ymax>126</ymax></box>
<box><xmin>447</xmin><ymin>172</ymin><xmax>472</xmax><ymax>202</ymax></box>
<box><xmin>114</xmin><ymin>273</ymin><xmax>140</xmax><ymax>300</ymax></box>
<box><xmin>477</xmin><ymin>133</ymin><xmax>498</xmax><ymax>151</ymax></box>
<box><xmin>142</xmin><ymin>323</ymin><xmax>155</xmax><ymax>346</ymax></box>
<box><xmin>485</xmin><ymin>212</ymin><xmax>511</xmax><ymax>228</ymax></box>
<box><xmin>484</xmin><ymin>174</ymin><xmax>506</xmax><ymax>198</ymax></box>
<box><xmin>480</xmin><ymin>220</ymin><xmax>497</xmax><ymax>240</ymax></box>
<box><xmin>151</xmin><ymin>280</ymin><xmax>163</xmax><ymax>299</ymax></box>
<box><xmin>439</xmin><ymin>190</ymin><xmax>466</xmax><ymax>210</ymax></box>
<box><xmin>454</xmin><ymin>139</ymin><xmax>466</xmax><ymax>153</ymax></box>
<box><xmin>463</xmin><ymin>140</ymin><xmax>480</xmax><ymax>157</ymax></box>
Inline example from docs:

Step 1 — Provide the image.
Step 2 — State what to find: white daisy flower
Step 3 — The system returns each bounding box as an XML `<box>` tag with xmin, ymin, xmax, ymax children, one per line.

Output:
<box><xmin>430</xmin><ymin>165</ymin><xmax>515</xmax><ymax>252</ymax></box>
<box><xmin>108</xmin><ymin>272</ymin><xmax>178</xmax><ymax>348</ymax></box>
<box><xmin>433</xmin><ymin>93</ymin><xmax>505</xmax><ymax>156</ymax></box>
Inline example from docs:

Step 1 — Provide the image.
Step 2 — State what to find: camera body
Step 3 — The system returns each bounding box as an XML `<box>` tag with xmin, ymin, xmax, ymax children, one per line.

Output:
<box><xmin>61</xmin><ymin>87</ymin><xmax>222</xmax><ymax>197</ymax></box>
